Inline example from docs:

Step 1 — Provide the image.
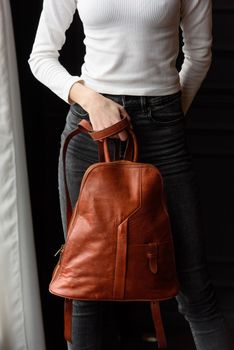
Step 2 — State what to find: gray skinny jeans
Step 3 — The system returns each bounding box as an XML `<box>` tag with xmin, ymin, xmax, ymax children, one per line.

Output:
<box><xmin>58</xmin><ymin>90</ymin><xmax>232</xmax><ymax>350</ymax></box>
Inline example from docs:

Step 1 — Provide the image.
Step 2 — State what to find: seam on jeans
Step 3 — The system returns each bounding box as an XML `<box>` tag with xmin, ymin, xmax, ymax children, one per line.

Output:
<box><xmin>147</xmin><ymin>108</ymin><xmax>185</xmax><ymax>125</ymax></box>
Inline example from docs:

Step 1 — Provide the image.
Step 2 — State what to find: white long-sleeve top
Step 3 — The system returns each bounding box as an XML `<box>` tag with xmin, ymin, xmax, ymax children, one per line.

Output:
<box><xmin>28</xmin><ymin>0</ymin><xmax>212</xmax><ymax>114</ymax></box>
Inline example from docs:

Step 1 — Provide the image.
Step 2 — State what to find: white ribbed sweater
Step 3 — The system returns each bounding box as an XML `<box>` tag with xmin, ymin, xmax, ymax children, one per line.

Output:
<box><xmin>28</xmin><ymin>0</ymin><xmax>212</xmax><ymax>114</ymax></box>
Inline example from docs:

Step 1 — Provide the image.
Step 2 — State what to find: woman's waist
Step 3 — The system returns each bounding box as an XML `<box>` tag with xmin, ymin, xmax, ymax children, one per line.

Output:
<box><xmin>79</xmin><ymin>77</ymin><xmax>181</xmax><ymax>110</ymax></box>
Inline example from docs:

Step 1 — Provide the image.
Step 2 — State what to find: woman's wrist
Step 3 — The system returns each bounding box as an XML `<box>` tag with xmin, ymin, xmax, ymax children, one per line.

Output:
<box><xmin>68</xmin><ymin>81</ymin><xmax>98</xmax><ymax>109</ymax></box>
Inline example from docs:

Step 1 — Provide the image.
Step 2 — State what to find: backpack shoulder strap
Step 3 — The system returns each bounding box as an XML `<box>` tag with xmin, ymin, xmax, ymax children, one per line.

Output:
<box><xmin>151</xmin><ymin>301</ymin><xmax>167</xmax><ymax>348</ymax></box>
<box><xmin>64</xmin><ymin>298</ymin><xmax>72</xmax><ymax>343</ymax></box>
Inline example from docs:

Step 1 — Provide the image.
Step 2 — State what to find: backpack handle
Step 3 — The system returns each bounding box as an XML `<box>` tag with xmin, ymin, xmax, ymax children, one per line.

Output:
<box><xmin>87</xmin><ymin>115</ymin><xmax>138</xmax><ymax>162</ymax></box>
<box><xmin>62</xmin><ymin>115</ymin><xmax>138</xmax><ymax>227</ymax></box>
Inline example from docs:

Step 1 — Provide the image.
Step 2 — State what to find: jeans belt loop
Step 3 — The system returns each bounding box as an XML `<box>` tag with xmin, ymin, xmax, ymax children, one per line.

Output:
<box><xmin>121</xmin><ymin>95</ymin><xmax>126</xmax><ymax>108</ymax></box>
<box><xmin>140</xmin><ymin>96</ymin><xmax>147</xmax><ymax>113</ymax></box>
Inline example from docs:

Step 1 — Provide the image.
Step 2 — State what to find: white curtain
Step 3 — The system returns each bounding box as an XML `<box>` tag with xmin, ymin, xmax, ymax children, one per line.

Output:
<box><xmin>0</xmin><ymin>1</ymin><xmax>46</xmax><ymax>349</ymax></box>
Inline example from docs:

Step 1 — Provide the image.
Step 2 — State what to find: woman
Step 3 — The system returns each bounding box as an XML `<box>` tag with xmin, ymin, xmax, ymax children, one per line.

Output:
<box><xmin>28</xmin><ymin>0</ymin><xmax>232</xmax><ymax>349</ymax></box>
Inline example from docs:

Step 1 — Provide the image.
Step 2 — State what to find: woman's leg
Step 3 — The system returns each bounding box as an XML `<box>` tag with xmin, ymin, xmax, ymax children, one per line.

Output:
<box><xmin>58</xmin><ymin>106</ymin><xmax>118</xmax><ymax>350</ymax></box>
<box><xmin>57</xmin><ymin>92</ymin><xmax>232</xmax><ymax>350</ymax></box>
<box><xmin>115</xmin><ymin>91</ymin><xmax>232</xmax><ymax>350</ymax></box>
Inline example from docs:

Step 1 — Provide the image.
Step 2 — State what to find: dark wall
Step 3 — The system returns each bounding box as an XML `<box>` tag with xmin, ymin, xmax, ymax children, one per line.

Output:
<box><xmin>185</xmin><ymin>0</ymin><xmax>234</xmax><ymax>328</ymax></box>
<box><xmin>10</xmin><ymin>0</ymin><xmax>234</xmax><ymax>349</ymax></box>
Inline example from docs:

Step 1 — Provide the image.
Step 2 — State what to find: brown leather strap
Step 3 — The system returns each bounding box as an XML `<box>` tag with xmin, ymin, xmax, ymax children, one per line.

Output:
<box><xmin>64</xmin><ymin>299</ymin><xmax>73</xmax><ymax>343</ymax></box>
<box><xmin>147</xmin><ymin>243</ymin><xmax>158</xmax><ymax>274</ymax></box>
<box><xmin>62</xmin><ymin>119</ymin><xmax>93</xmax><ymax>226</ymax></box>
<box><xmin>97</xmin><ymin>128</ymin><xmax>138</xmax><ymax>162</ymax></box>
<box><xmin>150</xmin><ymin>301</ymin><xmax>167</xmax><ymax>349</ymax></box>
<box><xmin>97</xmin><ymin>140</ymin><xmax>105</xmax><ymax>162</ymax></box>
<box><xmin>98</xmin><ymin>138</ymin><xmax>122</xmax><ymax>161</ymax></box>
<box><xmin>123</xmin><ymin>128</ymin><xmax>138</xmax><ymax>161</ymax></box>
<box><xmin>89</xmin><ymin>116</ymin><xmax>130</xmax><ymax>141</ymax></box>
<box><xmin>124</xmin><ymin>130</ymin><xmax>134</xmax><ymax>160</ymax></box>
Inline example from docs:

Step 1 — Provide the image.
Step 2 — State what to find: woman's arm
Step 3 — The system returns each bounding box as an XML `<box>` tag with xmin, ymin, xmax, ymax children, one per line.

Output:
<box><xmin>28</xmin><ymin>0</ymin><xmax>86</xmax><ymax>103</ymax></box>
<box><xmin>28</xmin><ymin>0</ymin><xmax>131</xmax><ymax>140</ymax></box>
<box><xmin>179</xmin><ymin>0</ymin><xmax>212</xmax><ymax>115</ymax></box>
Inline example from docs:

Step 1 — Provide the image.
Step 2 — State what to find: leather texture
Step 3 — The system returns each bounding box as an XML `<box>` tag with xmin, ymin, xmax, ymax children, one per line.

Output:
<box><xmin>49</xmin><ymin>116</ymin><xmax>180</xmax><ymax>348</ymax></box>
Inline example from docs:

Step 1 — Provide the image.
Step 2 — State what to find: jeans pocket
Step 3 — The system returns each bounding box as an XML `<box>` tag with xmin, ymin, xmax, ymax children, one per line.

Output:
<box><xmin>64</xmin><ymin>110</ymin><xmax>82</xmax><ymax>131</ymax></box>
<box><xmin>148</xmin><ymin>91</ymin><xmax>185</xmax><ymax>126</ymax></box>
<box><xmin>63</xmin><ymin>104</ymin><xmax>91</xmax><ymax>134</ymax></box>
<box><xmin>70</xmin><ymin>103</ymin><xmax>89</xmax><ymax>118</ymax></box>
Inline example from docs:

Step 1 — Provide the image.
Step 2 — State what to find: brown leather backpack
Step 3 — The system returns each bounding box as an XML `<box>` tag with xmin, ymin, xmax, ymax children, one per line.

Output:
<box><xmin>49</xmin><ymin>115</ymin><xmax>180</xmax><ymax>348</ymax></box>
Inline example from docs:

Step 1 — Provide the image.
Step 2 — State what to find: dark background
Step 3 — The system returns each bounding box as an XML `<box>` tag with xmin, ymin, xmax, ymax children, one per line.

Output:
<box><xmin>10</xmin><ymin>0</ymin><xmax>234</xmax><ymax>349</ymax></box>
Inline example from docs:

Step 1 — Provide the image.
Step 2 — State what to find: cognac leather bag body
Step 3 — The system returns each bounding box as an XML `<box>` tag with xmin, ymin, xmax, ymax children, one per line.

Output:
<box><xmin>49</xmin><ymin>116</ymin><xmax>180</xmax><ymax>349</ymax></box>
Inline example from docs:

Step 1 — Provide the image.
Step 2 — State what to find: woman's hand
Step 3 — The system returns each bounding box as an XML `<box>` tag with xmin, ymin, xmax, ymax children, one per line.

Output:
<box><xmin>69</xmin><ymin>81</ymin><xmax>132</xmax><ymax>141</ymax></box>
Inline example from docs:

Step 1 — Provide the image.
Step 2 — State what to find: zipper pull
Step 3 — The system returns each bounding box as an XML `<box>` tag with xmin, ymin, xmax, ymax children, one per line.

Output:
<box><xmin>54</xmin><ymin>244</ymin><xmax>64</xmax><ymax>257</ymax></box>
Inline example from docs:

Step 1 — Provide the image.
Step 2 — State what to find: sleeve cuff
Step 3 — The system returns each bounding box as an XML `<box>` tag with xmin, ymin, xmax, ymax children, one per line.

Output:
<box><xmin>62</xmin><ymin>76</ymin><xmax>84</xmax><ymax>104</ymax></box>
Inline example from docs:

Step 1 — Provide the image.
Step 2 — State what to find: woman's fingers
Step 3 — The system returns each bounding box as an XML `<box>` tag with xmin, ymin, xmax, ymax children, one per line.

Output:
<box><xmin>118</xmin><ymin>105</ymin><xmax>131</xmax><ymax>122</ymax></box>
<box><xmin>118</xmin><ymin>130</ymin><xmax>129</xmax><ymax>141</ymax></box>
<box><xmin>87</xmin><ymin>95</ymin><xmax>132</xmax><ymax>139</ymax></box>
<box><xmin>111</xmin><ymin>104</ymin><xmax>132</xmax><ymax>141</ymax></box>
